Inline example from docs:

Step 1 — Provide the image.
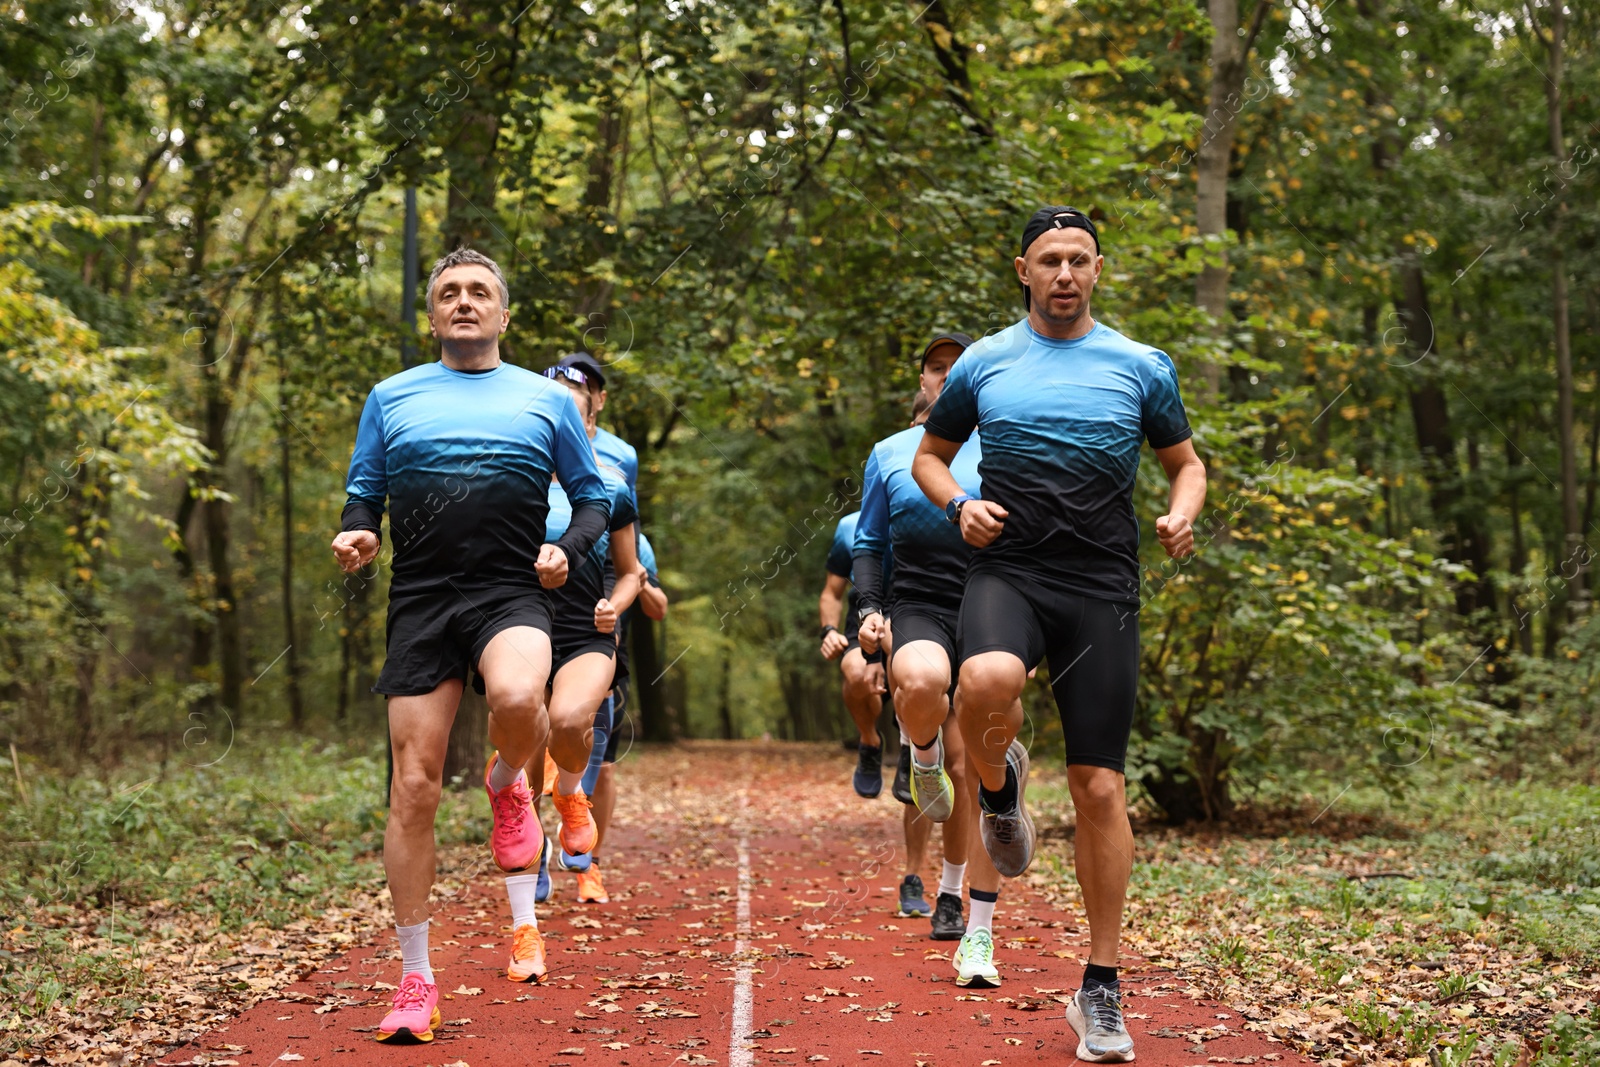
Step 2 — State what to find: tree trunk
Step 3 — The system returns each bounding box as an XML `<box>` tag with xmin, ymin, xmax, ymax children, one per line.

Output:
<box><xmin>631</xmin><ymin>613</ymin><xmax>673</xmax><ymax>741</ymax></box>
<box><xmin>1398</xmin><ymin>254</ymin><xmax>1493</xmax><ymax>616</ymax></box>
<box><xmin>443</xmin><ymin>109</ymin><xmax>502</xmax><ymax>253</ymax></box>
<box><xmin>1507</xmin><ymin>441</ymin><xmax>1534</xmax><ymax>655</ymax></box>
<box><xmin>278</xmin><ymin>352</ymin><xmax>305</xmax><ymax>729</ymax></box>
<box><xmin>68</xmin><ymin>443</ymin><xmax>114</xmax><ymax>751</ymax></box>
<box><xmin>913</xmin><ymin>0</ymin><xmax>993</xmax><ymax>137</ymax></box>
<box><xmin>1538</xmin><ymin>1</ymin><xmax>1583</xmax><ymax>605</ymax></box>
<box><xmin>201</xmin><ymin>361</ymin><xmax>245</xmax><ymax>719</ymax></box>
<box><xmin>1194</xmin><ymin>0</ymin><xmax>1270</xmax><ymax>400</ymax></box>
<box><xmin>717</xmin><ymin>649</ymin><xmax>735</xmax><ymax>740</ymax></box>
<box><xmin>437</xmin><ymin>54</ymin><xmax>514</xmax><ymax>783</ymax></box>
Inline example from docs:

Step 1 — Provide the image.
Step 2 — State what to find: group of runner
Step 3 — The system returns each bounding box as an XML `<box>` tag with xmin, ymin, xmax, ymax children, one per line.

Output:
<box><xmin>335</xmin><ymin>205</ymin><xmax>1206</xmax><ymax>1063</ymax></box>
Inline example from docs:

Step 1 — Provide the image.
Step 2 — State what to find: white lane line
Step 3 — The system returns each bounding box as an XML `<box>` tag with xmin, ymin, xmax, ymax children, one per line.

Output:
<box><xmin>728</xmin><ymin>797</ymin><xmax>754</xmax><ymax>1067</ymax></box>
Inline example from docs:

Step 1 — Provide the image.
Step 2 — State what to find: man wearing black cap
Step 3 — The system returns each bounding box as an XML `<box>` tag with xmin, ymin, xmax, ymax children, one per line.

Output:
<box><xmin>537</xmin><ymin>353</ymin><xmax>644</xmax><ymax>906</ymax></box>
<box><xmin>854</xmin><ymin>334</ymin><xmax>1012</xmax><ymax>982</ymax></box>
<box><xmin>551</xmin><ymin>353</ymin><xmax>640</xmax><ymax>500</ymax></box>
<box><xmin>912</xmin><ymin>208</ymin><xmax>1207</xmax><ymax>1062</ymax></box>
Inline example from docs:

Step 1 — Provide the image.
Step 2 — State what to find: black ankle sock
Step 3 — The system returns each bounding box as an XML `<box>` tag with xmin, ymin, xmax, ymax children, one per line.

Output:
<box><xmin>1084</xmin><ymin>963</ymin><xmax>1118</xmax><ymax>988</ymax></box>
<box><xmin>979</xmin><ymin>764</ymin><xmax>1018</xmax><ymax>814</ymax></box>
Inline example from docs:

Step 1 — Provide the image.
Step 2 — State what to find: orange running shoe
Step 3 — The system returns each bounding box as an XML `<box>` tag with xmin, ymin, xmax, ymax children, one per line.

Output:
<box><xmin>541</xmin><ymin>751</ymin><xmax>557</xmax><ymax>797</ymax></box>
<box><xmin>506</xmin><ymin>923</ymin><xmax>547</xmax><ymax>983</ymax></box>
<box><xmin>375</xmin><ymin>972</ymin><xmax>440</xmax><ymax>1043</ymax></box>
<box><xmin>484</xmin><ymin>753</ymin><xmax>543</xmax><ymax>873</ymax></box>
<box><xmin>575</xmin><ymin>862</ymin><xmax>609</xmax><ymax>904</ymax></box>
<box><xmin>551</xmin><ymin>782</ymin><xmax>597</xmax><ymax>856</ymax></box>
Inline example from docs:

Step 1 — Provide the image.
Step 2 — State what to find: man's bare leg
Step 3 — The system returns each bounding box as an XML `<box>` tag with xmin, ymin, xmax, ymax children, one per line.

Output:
<box><xmin>478</xmin><ymin>626</ymin><xmax>554</xmax><ymax>777</ymax></box>
<box><xmin>543</xmin><ymin>652</ymin><xmax>614</xmax><ymax>858</ymax></box>
<box><xmin>385</xmin><ymin>681</ymin><xmax>464</xmax><ymax>929</ymax></box>
<box><xmin>953</xmin><ymin>651</ymin><xmax>1027</xmax><ymax>794</ymax></box>
<box><xmin>840</xmin><ymin>647</ymin><xmax>884</xmax><ymax>747</ymax></box>
<box><xmin>1068</xmin><ymin>766</ymin><xmax>1133</xmax><ymax>968</ymax></box>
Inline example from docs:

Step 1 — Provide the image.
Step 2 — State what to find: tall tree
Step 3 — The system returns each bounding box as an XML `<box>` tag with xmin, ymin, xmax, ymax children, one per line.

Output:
<box><xmin>1194</xmin><ymin>0</ymin><xmax>1271</xmax><ymax>398</ymax></box>
<box><xmin>1529</xmin><ymin>0</ymin><xmax>1583</xmax><ymax>604</ymax></box>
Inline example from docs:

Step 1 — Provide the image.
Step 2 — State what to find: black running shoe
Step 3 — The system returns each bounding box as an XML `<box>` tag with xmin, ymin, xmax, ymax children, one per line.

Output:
<box><xmin>853</xmin><ymin>744</ymin><xmax>883</xmax><ymax>799</ymax></box>
<box><xmin>897</xmin><ymin>874</ymin><xmax>931</xmax><ymax>917</ymax></box>
<box><xmin>930</xmin><ymin>891</ymin><xmax>964</xmax><ymax>941</ymax></box>
<box><xmin>891</xmin><ymin>743</ymin><xmax>913</xmax><ymax>805</ymax></box>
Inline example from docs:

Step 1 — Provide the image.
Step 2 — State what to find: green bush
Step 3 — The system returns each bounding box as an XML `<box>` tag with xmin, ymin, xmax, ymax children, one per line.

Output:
<box><xmin>1128</xmin><ymin>393</ymin><xmax>1490</xmax><ymax>822</ymax></box>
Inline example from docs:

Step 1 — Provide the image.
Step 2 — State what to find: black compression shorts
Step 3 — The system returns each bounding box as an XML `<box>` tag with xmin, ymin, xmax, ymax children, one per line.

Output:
<box><xmin>957</xmin><ymin>570</ymin><xmax>1139</xmax><ymax>773</ymax></box>
<box><xmin>377</xmin><ymin>587</ymin><xmax>552</xmax><ymax>697</ymax></box>
<box><xmin>546</xmin><ymin>566</ymin><xmax>621</xmax><ymax>675</ymax></box>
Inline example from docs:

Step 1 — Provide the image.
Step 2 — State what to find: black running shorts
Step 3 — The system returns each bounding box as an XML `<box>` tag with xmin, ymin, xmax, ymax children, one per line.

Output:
<box><xmin>377</xmin><ymin>586</ymin><xmax>552</xmax><ymax>697</ymax></box>
<box><xmin>956</xmin><ymin>570</ymin><xmax>1139</xmax><ymax>773</ymax></box>
<box><xmin>887</xmin><ymin>602</ymin><xmax>959</xmax><ymax>663</ymax></box>
<box><xmin>553</xmin><ymin>579</ymin><xmax>620</xmax><ymax>681</ymax></box>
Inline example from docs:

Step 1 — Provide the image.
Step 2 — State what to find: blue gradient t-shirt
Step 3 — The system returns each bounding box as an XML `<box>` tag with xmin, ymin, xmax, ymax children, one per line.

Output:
<box><xmin>854</xmin><ymin>427</ymin><xmax>982</xmax><ymax>614</ymax></box>
<box><xmin>637</xmin><ymin>531</ymin><xmax>658</xmax><ymax>582</ymax></box>
<box><xmin>593</xmin><ymin>427</ymin><xmax>638</xmax><ymax>504</ymax></box>
<box><xmin>343</xmin><ymin>361</ymin><xmax>610</xmax><ymax>596</ymax></box>
<box><xmin>546</xmin><ymin>471</ymin><xmax>637</xmax><ymax>621</ymax></box>
<box><xmin>924</xmin><ymin>318</ymin><xmax>1191</xmax><ymax>605</ymax></box>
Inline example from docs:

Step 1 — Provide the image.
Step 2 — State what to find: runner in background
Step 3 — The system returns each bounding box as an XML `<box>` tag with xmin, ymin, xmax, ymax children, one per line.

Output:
<box><xmin>855</xmin><ymin>335</ymin><xmax>1007</xmax><ymax>962</ymax></box>
<box><xmin>533</xmin><ymin>354</ymin><xmax>642</xmax><ymax>903</ymax></box>
<box><xmin>820</xmin><ymin>512</ymin><xmax>931</xmax><ymax>918</ymax></box>
<box><xmin>504</xmin><ymin>366</ymin><xmax>641</xmax><ymax>982</ymax></box>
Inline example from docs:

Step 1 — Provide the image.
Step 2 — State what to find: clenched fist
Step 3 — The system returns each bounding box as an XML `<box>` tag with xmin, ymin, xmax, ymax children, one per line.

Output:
<box><xmin>330</xmin><ymin>530</ymin><xmax>379</xmax><ymax>573</ymax></box>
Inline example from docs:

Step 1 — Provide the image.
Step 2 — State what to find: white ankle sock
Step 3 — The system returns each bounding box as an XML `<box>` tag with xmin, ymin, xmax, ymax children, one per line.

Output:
<box><xmin>396</xmin><ymin>919</ymin><xmax>433</xmax><ymax>984</ymax></box>
<box><xmin>938</xmin><ymin>860</ymin><xmax>967</xmax><ymax>898</ymax></box>
<box><xmin>912</xmin><ymin>735</ymin><xmax>943</xmax><ymax>769</ymax></box>
<box><xmin>968</xmin><ymin>895</ymin><xmax>997</xmax><ymax>932</ymax></box>
<box><xmin>505</xmin><ymin>874</ymin><xmax>540</xmax><ymax>929</ymax></box>
<box><xmin>488</xmin><ymin>755</ymin><xmax>521</xmax><ymax>792</ymax></box>
<box><xmin>556</xmin><ymin>766</ymin><xmax>585</xmax><ymax>795</ymax></box>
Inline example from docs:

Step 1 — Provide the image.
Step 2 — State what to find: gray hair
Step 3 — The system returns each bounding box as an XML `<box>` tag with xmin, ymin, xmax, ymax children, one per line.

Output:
<box><xmin>425</xmin><ymin>248</ymin><xmax>510</xmax><ymax>314</ymax></box>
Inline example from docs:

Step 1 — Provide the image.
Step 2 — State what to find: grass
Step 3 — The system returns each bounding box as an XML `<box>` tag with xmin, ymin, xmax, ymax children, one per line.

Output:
<box><xmin>0</xmin><ymin>733</ymin><xmax>495</xmax><ymax>1057</ymax></box>
<box><xmin>1028</xmin><ymin>773</ymin><xmax>1600</xmax><ymax>1064</ymax></box>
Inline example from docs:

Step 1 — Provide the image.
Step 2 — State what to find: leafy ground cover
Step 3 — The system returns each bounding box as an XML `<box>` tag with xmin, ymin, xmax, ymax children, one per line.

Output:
<box><xmin>1028</xmin><ymin>777</ymin><xmax>1600</xmax><ymax>1065</ymax></box>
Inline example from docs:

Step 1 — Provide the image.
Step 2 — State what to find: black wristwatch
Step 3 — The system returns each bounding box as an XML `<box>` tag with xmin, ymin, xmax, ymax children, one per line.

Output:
<box><xmin>857</xmin><ymin>605</ymin><xmax>881</xmax><ymax>624</ymax></box>
<box><xmin>945</xmin><ymin>494</ymin><xmax>975</xmax><ymax>523</ymax></box>
<box><xmin>819</xmin><ymin>624</ymin><xmax>839</xmax><ymax>641</ymax></box>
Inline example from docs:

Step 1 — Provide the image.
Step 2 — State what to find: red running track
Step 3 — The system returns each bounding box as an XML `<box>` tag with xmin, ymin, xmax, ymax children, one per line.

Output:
<box><xmin>158</xmin><ymin>743</ymin><xmax>1314</xmax><ymax>1067</ymax></box>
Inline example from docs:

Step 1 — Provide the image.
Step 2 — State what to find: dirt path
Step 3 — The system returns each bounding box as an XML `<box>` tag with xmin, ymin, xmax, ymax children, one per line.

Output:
<box><xmin>157</xmin><ymin>743</ymin><xmax>1313</xmax><ymax>1066</ymax></box>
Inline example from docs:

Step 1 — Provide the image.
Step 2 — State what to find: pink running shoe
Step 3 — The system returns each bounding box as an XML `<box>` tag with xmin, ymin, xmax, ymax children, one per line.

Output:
<box><xmin>484</xmin><ymin>753</ymin><xmax>543</xmax><ymax>873</ymax></box>
<box><xmin>375</xmin><ymin>972</ymin><xmax>440</xmax><ymax>1043</ymax></box>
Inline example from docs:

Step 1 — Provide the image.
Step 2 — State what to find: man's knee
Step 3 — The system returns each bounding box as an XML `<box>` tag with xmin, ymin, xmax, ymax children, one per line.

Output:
<box><xmin>957</xmin><ymin>652</ymin><xmax>1026</xmax><ymax>707</ymax></box>
<box><xmin>894</xmin><ymin>663</ymin><xmax>950</xmax><ymax>712</ymax></box>
<box><xmin>1068</xmin><ymin>766</ymin><xmax>1125</xmax><ymax>814</ymax></box>
<box><xmin>390</xmin><ymin>764</ymin><xmax>444</xmax><ymax>822</ymax></box>
<box><xmin>547</xmin><ymin>700</ymin><xmax>593</xmax><ymax>741</ymax></box>
<box><xmin>486</xmin><ymin>679</ymin><xmax>544</xmax><ymax>722</ymax></box>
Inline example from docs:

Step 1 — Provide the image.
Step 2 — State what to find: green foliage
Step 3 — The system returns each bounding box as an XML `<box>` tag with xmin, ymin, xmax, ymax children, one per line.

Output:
<box><xmin>0</xmin><ymin>0</ymin><xmax>1594</xmax><ymax>804</ymax></box>
<box><xmin>1127</xmin><ymin>392</ymin><xmax>1491</xmax><ymax>821</ymax></box>
<box><xmin>0</xmin><ymin>736</ymin><xmax>391</xmax><ymax>1046</ymax></box>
